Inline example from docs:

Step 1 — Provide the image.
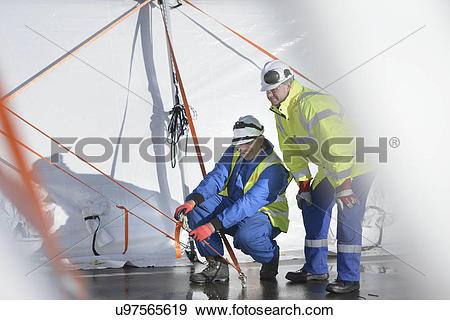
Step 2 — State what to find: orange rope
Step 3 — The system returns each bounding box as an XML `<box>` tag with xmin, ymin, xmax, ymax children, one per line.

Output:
<box><xmin>159</xmin><ymin>5</ymin><xmax>207</xmax><ymax>177</ymax></box>
<box><xmin>0</xmin><ymin>128</ymin><xmax>110</xmax><ymax>201</ymax></box>
<box><xmin>0</xmin><ymin>98</ymin><xmax>87</xmax><ymax>299</ymax></box>
<box><xmin>0</xmin><ymin>123</ymin><xmax>183</xmax><ymax>254</ymax></box>
<box><xmin>2</xmin><ymin>0</ymin><xmax>154</xmax><ymax>103</ymax></box>
<box><xmin>181</xmin><ymin>0</ymin><xmax>325</xmax><ymax>91</ymax></box>
<box><xmin>222</xmin><ymin>232</ymin><xmax>240</xmax><ymax>270</ymax></box>
<box><xmin>0</xmin><ymin>118</ymin><xmax>236</xmax><ymax>265</ymax></box>
<box><xmin>160</xmin><ymin>4</ymin><xmax>242</xmax><ymax>273</ymax></box>
<box><xmin>0</xmin><ymin>103</ymin><xmax>177</xmax><ymax>224</ymax></box>
<box><xmin>0</xmin><ymin>1</ymin><xmax>244</xmax><ymax>273</ymax></box>
<box><xmin>0</xmin><ymin>120</ymin><xmax>184</xmax><ymax>254</ymax></box>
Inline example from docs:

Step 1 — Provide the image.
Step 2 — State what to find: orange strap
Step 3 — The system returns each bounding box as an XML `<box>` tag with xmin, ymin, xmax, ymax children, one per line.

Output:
<box><xmin>2</xmin><ymin>0</ymin><xmax>154</xmax><ymax>103</ymax></box>
<box><xmin>174</xmin><ymin>223</ymin><xmax>183</xmax><ymax>259</ymax></box>
<box><xmin>182</xmin><ymin>0</ymin><xmax>324</xmax><ymax>91</ymax></box>
<box><xmin>116</xmin><ymin>203</ymin><xmax>191</xmax><ymax>257</ymax></box>
<box><xmin>127</xmin><ymin>209</ymin><xmax>236</xmax><ymax>265</ymax></box>
<box><xmin>117</xmin><ymin>206</ymin><xmax>130</xmax><ymax>254</ymax></box>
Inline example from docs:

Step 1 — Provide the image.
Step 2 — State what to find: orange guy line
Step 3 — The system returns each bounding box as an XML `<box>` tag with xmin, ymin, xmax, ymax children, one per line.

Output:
<box><xmin>2</xmin><ymin>0</ymin><xmax>154</xmax><ymax>103</ymax></box>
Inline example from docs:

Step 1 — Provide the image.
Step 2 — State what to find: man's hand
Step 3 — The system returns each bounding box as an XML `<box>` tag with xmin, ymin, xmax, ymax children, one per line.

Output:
<box><xmin>174</xmin><ymin>200</ymin><xmax>195</xmax><ymax>221</ymax></box>
<box><xmin>296</xmin><ymin>179</ymin><xmax>312</xmax><ymax>210</ymax></box>
<box><xmin>190</xmin><ymin>223</ymin><xmax>215</xmax><ymax>242</ymax></box>
<box><xmin>335</xmin><ymin>178</ymin><xmax>359</xmax><ymax>211</ymax></box>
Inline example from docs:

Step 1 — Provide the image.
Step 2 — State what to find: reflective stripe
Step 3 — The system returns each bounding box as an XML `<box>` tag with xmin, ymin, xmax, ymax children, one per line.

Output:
<box><xmin>298</xmin><ymin>106</ymin><xmax>309</xmax><ymax>135</ymax></box>
<box><xmin>275</xmin><ymin>194</ymin><xmax>287</xmax><ymax>203</ymax></box>
<box><xmin>297</xmin><ymin>92</ymin><xmax>326</xmax><ymax>135</ymax></box>
<box><xmin>225</xmin><ymin>148</ymin><xmax>290</xmax><ymax>232</ymax></box>
<box><xmin>305</xmin><ymin>239</ymin><xmax>328</xmax><ymax>248</ymax></box>
<box><xmin>306</xmin><ymin>109</ymin><xmax>342</xmax><ymax>132</ymax></box>
<box><xmin>261</xmin><ymin>154</ymin><xmax>280</xmax><ymax>171</ymax></box>
<box><xmin>292</xmin><ymin>167</ymin><xmax>311</xmax><ymax>180</ymax></box>
<box><xmin>261</xmin><ymin>194</ymin><xmax>288</xmax><ymax>206</ymax></box>
<box><xmin>276</xmin><ymin>114</ymin><xmax>286</xmax><ymax>134</ymax></box>
<box><xmin>325</xmin><ymin>167</ymin><xmax>352</xmax><ymax>180</ymax></box>
<box><xmin>297</xmin><ymin>91</ymin><xmax>344</xmax><ymax>134</ymax></box>
<box><xmin>264</xmin><ymin>209</ymin><xmax>288</xmax><ymax>218</ymax></box>
<box><xmin>291</xmin><ymin>136</ymin><xmax>312</xmax><ymax>145</ymax></box>
<box><xmin>244</xmin><ymin>153</ymin><xmax>282</xmax><ymax>194</ymax></box>
<box><xmin>337</xmin><ymin>244</ymin><xmax>361</xmax><ymax>253</ymax></box>
<box><xmin>298</xmin><ymin>91</ymin><xmax>325</xmax><ymax>102</ymax></box>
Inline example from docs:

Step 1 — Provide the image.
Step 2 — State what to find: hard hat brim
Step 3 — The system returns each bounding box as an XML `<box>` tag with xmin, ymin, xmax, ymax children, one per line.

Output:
<box><xmin>260</xmin><ymin>76</ymin><xmax>292</xmax><ymax>92</ymax></box>
<box><xmin>260</xmin><ymin>82</ymin><xmax>281</xmax><ymax>92</ymax></box>
<box><xmin>232</xmin><ymin>137</ymin><xmax>256</xmax><ymax>146</ymax></box>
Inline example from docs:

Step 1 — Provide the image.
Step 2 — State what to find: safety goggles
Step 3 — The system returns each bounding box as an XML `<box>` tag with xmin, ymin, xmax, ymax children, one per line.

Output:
<box><xmin>263</xmin><ymin>68</ymin><xmax>292</xmax><ymax>85</ymax></box>
<box><xmin>233</xmin><ymin>121</ymin><xmax>264</xmax><ymax>131</ymax></box>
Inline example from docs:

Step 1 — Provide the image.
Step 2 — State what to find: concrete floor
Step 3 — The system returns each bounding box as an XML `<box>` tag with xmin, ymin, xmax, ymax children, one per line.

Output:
<box><xmin>80</xmin><ymin>255</ymin><xmax>431</xmax><ymax>300</ymax></box>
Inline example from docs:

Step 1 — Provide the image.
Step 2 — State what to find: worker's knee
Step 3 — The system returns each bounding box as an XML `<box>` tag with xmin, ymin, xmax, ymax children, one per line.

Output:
<box><xmin>234</xmin><ymin>231</ymin><xmax>277</xmax><ymax>263</ymax></box>
<box><xmin>234</xmin><ymin>228</ymin><xmax>271</xmax><ymax>254</ymax></box>
<box><xmin>233</xmin><ymin>229</ymin><xmax>253</xmax><ymax>250</ymax></box>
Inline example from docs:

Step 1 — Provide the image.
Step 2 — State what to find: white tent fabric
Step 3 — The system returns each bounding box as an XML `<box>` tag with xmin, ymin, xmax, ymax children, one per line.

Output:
<box><xmin>1</xmin><ymin>0</ymin><xmax>449</xmax><ymax>288</ymax></box>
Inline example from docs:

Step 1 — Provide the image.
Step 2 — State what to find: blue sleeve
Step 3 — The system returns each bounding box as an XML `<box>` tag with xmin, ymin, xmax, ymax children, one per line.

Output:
<box><xmin>186</xmin><ymin>145</ymin><xmax>235</xmax><ymax>202</ymax></box>
<box><xmin>216</xmin><ymin>163</ymin><xmax>290</xmax><ymax>228</ymax></box>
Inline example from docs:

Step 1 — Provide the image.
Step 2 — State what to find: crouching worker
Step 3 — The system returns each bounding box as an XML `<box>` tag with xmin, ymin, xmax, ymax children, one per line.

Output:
<box><xmin>174</xmin><ymin>115</ymin><xmax>291</xmax><ymax>283</ymax></box>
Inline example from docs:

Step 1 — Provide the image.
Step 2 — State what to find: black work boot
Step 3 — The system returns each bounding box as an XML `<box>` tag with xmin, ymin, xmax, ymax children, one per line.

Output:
<box><xmin>260</xmin><ymin>251</ymin><xmax>279</xmax><ymax>280</ymax></box>
<box><xmin>190</xmin><ymin>256</ymin><xmax>229</xmax><ymax>284</ymax></box>
<box><xmin>285</xmin><ymin>268</ymin><xmax>329</xmax><ymax>283</ymax></box>
<box><xmin>326</xmin><ymin>280</ymin><xmax>360</xmax><ymax>294</ymax></box>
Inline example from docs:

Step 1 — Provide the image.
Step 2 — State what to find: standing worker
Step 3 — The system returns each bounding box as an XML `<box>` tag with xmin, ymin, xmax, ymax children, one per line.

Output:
<box><xmin>174</xmin><ymin>115</ymin><xmax>291</xmax><ymax>283</ymax></box>
<box><xmin>260</xmin><ymin>60</ymin><xmax>374</xmax><ymax>294</ymax></box>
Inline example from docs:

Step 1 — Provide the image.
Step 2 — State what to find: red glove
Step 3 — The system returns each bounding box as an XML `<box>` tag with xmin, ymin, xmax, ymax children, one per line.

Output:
<box><xmin>335</xmin><ymin>178</ymin><xmax>360</xmax><ymax>211</ymax></box>
<box><xmin>190</xmin><ymin>223</ymin><xmax>215</xmax><ymax>242</ymax></box>
<box><xmin>296</xmin><ymin>179</ymin><xmax>312</xmax><ymax>210</ymax></box>
<box><xmin>174</xmin><ymin>200</ymin><xmax>195</xmax><ymax>221</ymax></box>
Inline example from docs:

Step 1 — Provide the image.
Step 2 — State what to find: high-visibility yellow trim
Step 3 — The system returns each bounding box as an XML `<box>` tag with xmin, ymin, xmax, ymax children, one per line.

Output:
<box><xmin>220</xmin><ymin>148</ymin><xmax>291</xmax><ymax>232</ymax></box>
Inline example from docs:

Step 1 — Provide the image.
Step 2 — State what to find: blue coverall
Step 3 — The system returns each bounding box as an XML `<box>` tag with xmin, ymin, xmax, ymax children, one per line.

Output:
<box><xmin>186</xmin><ymin>139</ymin><xmax>290</xmax><ymax>264</ymax></box>
<box><xmin>300</xmin><ymin>172</ymin><xmax>374</xmax><ymax>281</ymax></box>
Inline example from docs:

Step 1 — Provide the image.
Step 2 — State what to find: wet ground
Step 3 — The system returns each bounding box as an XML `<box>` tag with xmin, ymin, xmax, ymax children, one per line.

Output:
<box><xmin>80</xmin><ymin>255</ymin><xmax>431</xmax><ymax>300</ymax></box>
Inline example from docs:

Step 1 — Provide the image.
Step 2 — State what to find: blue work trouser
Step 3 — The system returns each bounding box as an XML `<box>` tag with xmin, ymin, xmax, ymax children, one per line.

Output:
<box><xmin>299</xmin><ymin>172</ymin><xmax>374</xmax><ymax>281</ymax></box>
<box><xmin>187</xmin><ymin>194</ymin><xmax>281</xmax><ymax>264</ymax></box>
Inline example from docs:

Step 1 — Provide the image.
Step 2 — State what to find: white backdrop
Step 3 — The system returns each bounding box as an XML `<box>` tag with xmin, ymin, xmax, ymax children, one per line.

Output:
<box><xmin>1</xmin><ymin>0</ymin><xmax>449</xmax><ymax>297</ymax></box>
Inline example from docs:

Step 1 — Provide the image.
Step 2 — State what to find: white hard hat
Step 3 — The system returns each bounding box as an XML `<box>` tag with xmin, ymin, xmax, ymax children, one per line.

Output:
<box><xmin>232</xmin><ymin>115</ymin><xmax>264</xmax><ymax>145</ymax></box>
<box><xmin>260</xmin><ymin>60</ymin><xmax>293</xmax><ymax>91</ymax></box>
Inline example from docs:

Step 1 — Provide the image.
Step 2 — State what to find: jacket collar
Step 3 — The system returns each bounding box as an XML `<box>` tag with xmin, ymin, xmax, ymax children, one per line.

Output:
<box><xmin>268</xmin><ymin>80</ymin><xmax>304</xmax><ymax>120</ymax></box>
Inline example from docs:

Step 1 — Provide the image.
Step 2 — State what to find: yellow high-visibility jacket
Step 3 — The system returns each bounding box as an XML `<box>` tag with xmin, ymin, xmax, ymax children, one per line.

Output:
<box><xmin>270</xmin><ymin>80</ymin><xmax>370</xmax><ymax>189</ymax></box>
<box><xmin>220</xmin><ymin>147</ymin><xmax>291</xmax><ymax>232</ymax></box>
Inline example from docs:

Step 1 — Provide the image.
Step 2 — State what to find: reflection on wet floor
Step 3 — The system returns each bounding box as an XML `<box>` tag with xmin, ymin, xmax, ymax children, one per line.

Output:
<box><xmin>360</xmin><ymin>263</ymin><xmax>395</xmax><ymax>274</ymax></box>
<box><xmin>188</xmin><ymin>283</ymin><xmax>230</xmax><ymax>300</ymax></box>
<box><xmin>82</xmin><ymin>255</ymin><xmax>427</xmax><ymax>300</ymax></box>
